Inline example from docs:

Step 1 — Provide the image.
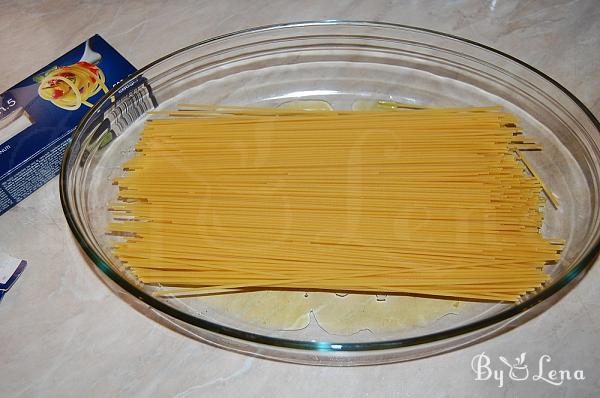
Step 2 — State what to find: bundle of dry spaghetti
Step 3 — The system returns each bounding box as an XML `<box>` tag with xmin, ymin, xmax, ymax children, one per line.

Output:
<box><xmin>108</xmin><ymin>104</ymin><xmax>563</xmax><ymax>302</ymax></box>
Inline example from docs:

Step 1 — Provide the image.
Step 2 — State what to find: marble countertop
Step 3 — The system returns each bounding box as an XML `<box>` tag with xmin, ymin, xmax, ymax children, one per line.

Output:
<box><xmin>1</xmin><ymin>1</ymin><xmax>599</xmax><ymax>397</ymax></box>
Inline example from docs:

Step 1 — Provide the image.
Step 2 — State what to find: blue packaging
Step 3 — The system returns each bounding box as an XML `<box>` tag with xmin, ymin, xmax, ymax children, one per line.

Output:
<box><xmin>0</xmin><ymin>253</ymin><xmax>27</xmax><ymax>302</ymax></box>
<box><xmin>0</xmin><ymin>35</ymin><xmax>136</xmax><ymax>215</ymax></box>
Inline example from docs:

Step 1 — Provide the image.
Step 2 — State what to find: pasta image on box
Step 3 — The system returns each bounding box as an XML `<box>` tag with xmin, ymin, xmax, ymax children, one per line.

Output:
<box><xmin>0</xmin><ymin>35</ymin><xmax>136</xmax><ymax>215</ymax></box>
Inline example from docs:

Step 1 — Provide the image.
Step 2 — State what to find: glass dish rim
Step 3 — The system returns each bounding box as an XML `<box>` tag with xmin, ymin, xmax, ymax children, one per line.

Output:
<box><xmin>59</xmin><ymin>20</ymin><xmax>600</xmax><ymax>353</ymax></box>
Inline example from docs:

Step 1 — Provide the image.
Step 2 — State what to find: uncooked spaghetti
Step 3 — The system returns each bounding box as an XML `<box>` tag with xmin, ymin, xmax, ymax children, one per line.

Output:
<box><xmin>108</xmin><ymin>104</ymin><xmax>563</xmax><ymax>302</ymax></box>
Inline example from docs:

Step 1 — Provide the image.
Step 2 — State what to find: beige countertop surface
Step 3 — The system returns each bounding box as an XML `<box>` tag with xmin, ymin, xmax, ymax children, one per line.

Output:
<box><xmin>1</xmin><ymin>1</ymin><xmax>599</xmax><ymax>397</ymax></box>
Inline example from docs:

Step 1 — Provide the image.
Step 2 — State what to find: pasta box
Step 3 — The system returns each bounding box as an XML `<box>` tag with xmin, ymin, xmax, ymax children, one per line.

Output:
<box><xmin>0</xmin><ymin>35</ymin><xmax>136</xmax><ymax>216</ymax></box>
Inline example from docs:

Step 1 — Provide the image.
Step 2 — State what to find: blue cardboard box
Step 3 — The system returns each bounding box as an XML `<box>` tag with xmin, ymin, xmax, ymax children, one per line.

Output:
<box><xmin>0</xmin><ymin>35</ymin><xmax>136</xmax><ymax>215</ymax></box>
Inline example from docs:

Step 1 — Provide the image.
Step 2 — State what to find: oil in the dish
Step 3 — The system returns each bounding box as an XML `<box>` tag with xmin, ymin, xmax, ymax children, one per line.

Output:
<box><xmin>200</xmin><ymin>291</ymin><xmax>461</xmax><ymax>335</ymax></box>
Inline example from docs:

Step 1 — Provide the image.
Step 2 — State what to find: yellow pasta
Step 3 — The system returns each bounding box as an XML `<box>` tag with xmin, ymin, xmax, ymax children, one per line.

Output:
<box><xmin>108</xmin><ymin>104</ymin><xmax>562</xmax><ymax>302</ymax></box>
<box><xmin>38</xmin><ymin>62</ymin><xmax>108</xmax><ymax>110</ymax></box>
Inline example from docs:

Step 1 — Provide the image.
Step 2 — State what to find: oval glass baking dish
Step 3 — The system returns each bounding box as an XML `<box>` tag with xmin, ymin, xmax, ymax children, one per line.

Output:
<box><xmin>60</xmin><ymin>21</ymin><xmax>600</xmax><ymax>365</ymax></box>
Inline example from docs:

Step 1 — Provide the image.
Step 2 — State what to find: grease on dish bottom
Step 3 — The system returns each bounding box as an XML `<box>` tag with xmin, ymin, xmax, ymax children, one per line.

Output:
<box><xmin>199</xmin><ymin>291</ymin><xmax>461</xmax><ymax>335</ymax></box>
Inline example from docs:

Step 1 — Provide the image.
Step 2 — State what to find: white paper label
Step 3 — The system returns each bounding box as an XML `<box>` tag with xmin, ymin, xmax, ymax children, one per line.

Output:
<box><xmin>0</xmin><ymin>252</ymin><xmax>22</xmax><ymax>284</ymax></box>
